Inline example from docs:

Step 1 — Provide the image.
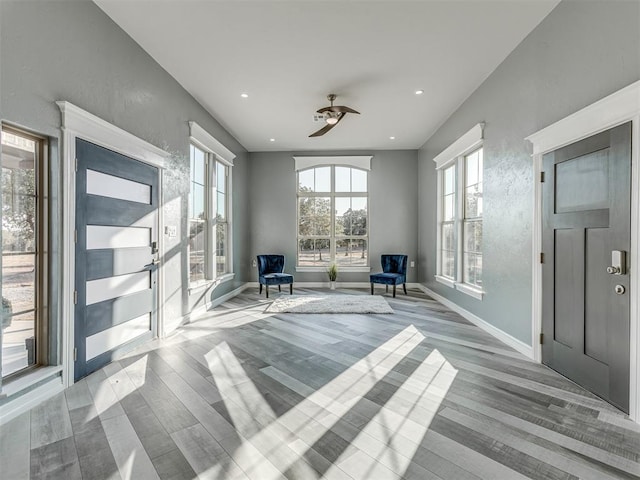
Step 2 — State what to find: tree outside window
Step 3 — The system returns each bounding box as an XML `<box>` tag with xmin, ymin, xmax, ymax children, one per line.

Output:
<box><xmin>297</xmin><ymin>166</ymin><xmax>368</xmax><ymax>267</ymax></box>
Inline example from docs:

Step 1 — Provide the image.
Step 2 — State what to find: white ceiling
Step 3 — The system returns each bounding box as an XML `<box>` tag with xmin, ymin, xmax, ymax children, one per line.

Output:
<box><xmin>94</xmin><ymin>0</ymin><xmax>560</xmax><ymax>152</ymax></box>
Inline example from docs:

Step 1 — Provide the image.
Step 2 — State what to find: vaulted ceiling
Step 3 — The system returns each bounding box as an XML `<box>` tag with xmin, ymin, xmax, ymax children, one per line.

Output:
<box><xmin>95</xmin><ymin>0</ymin><xmax>560</xmax><ymax>152</ymax></box>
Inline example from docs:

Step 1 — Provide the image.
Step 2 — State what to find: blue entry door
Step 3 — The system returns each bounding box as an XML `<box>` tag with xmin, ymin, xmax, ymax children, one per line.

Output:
<box><xmin>74</xmin><ymin>139</ymin><xmax>159</xmax><ymax>381</ymax></box>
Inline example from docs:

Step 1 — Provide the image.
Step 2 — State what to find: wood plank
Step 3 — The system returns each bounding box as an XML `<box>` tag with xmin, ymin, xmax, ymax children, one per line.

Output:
<box><xmin>85</xmin><ymin>368</ymin><xmax>127</xmax><ymax>421</ymax></box>
<box><xmin>69</xmin><ymin>406</ymin><xmax>121</xmax><ymax>480</ymax></box>
<box><xmin>64</xmin><ymin>379</ymin><xmax>94</xmax><ymax>411</ymax></box>
<box><xmin>0</xmin><ymin>411</ymin><xmax>30</xmax><ymax>479</ymax></box>
<box><xmin>121</xmin><ymin>356</ymin><xmax>198</xmax><ymax>434</ymax></box>
<box><xmin>159</xmin><ymin>370</ymin><xmax>286</xmax><ymax>480</ymax></box>
<box><xmin>30</xmin><ymin>436</ymin><xmax>82</xmax><ymax>480</ymax></box>
<box><xmin>101</xmin><ymin>413</ymin><xmax>160</xmax><ymax>480</ymax></box>
<box><xmin>30</xmin><ymin>392</ymin><xmax>74</xmax><ymax>449</ymax></box>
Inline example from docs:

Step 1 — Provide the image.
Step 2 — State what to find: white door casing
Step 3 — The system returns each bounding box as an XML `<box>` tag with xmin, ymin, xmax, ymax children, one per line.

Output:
<box><xmin>526</xmin><ymin>80</ymin><xmax>640</xmax><ymax>423</ymax></box>
<box><xmin>57</xmin><ymin>101</ymin><xmax>169</xmax><ymax>388</ymax></box>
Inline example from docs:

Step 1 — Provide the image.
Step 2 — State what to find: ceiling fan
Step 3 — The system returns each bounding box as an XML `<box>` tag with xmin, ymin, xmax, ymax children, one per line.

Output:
<box><xmin>309</xmin><ymin>94</ymin><xmax>360</xmax><ymax>137</ymax></box>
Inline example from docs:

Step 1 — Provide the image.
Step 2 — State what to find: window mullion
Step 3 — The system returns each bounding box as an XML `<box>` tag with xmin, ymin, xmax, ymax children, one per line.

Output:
<box><xmin>330</xmin><ymin>166</ymin><xmax>336</xmax><ymax>263</ymax></box>
<box><xmin>206</xmin><ymin>155</ymin><xmax>215</xmax><ymax>280</ymax></box>
<box><xmin>436</xmin><ymin>168</ymin><xmax>443</xmax><ymax>276</ymax></box>
<box><xmin>456</xmin><ymin>156</ymin><xmax>465</xmax><ymax>283</ymax></box>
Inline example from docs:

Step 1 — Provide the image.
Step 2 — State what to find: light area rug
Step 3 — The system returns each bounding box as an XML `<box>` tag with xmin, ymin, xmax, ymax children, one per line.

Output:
<box><xmin>265</xmin><ymin>294</ymin><xmax>394</xmax><ymax>314</ymax></box>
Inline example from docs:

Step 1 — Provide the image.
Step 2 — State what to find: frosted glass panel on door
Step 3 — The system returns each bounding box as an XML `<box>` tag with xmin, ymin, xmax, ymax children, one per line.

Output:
<box><xmin>555</xmin><ymin>150</ymin><xmax>609</xmax><ymax>213</ymax></box>
<box><xmin>86</xmin><ymin>170</ymin><xmax>151</xmax><ymax>204</ymax></box>
<box><xmin>86</xmin><ymin>225</ymin><xmax>150</xmax><ymax>249</ymax></box>
<box><xmin>85</xmin><ymin>313</ymin><xmax>150</xmax><ymax>360</ymax></box>
<box><xmin>86</xmin><ymin>271</ymin><xmax>150</xmax><ymax>305</ymax></box>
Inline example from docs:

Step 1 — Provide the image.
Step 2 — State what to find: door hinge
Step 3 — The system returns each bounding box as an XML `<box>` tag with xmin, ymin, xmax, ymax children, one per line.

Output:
<box><xmin>540</xmin><ymin>171</ymin><xmax>545</xmax><ymax>183</ymax></box>
<box><xmin>74</xmin><ymin>348</ymin><xmax>78</xmax><ymax>362</ymax></box>
<box><xmin>540</xmin><ymin>252</ymin><xmax>545</xmax><ymax>264</ymax></box>
<box><xmin>539</xmin><ymin>333</ymin><xmax>544</xmax><ymax>345</ymax></box>
<box><xmin>73</xmin><ymin>290</ymin><xmax>78</xmax><ymax>305</ymax></box>
<box><xmin>74</xmin><ymin>229</ymin><xmax>78</xmax><ymax>243</ymax></box>
<box><xmin>75</xmin><ymin>158</ymin><xmax>78</xmax><ymax>172</ymax></box>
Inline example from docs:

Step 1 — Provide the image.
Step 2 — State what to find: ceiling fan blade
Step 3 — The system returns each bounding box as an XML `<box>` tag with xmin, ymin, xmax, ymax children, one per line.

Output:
<box><xmin>309</xmin><ymin>122</ymin><xmax>336</xmax><ymax>137</ymax></box>
<box><xmin>317</xmin><ymin>105</ymin><xmax>360</xmax><ymax>114</ymax></box>
<box><xmin>309</xmin><ymin>112</ymin><xmax>345</xmax><ymax>137</ymax></box>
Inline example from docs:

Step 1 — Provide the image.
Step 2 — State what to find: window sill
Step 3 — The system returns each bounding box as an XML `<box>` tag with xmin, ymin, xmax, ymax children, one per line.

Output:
<box><xmin>435</xmin><ymin>275</ymin><xmax>484</xmax><ymax>299</ymax></box>
<box><xmin>296</xmin><ymin>266</ymin><xmax>371</xmax><ymax>273</ymax></box>
<box><xmin>189</xmin><ymin>273</ymin><xmax>235</xmax><ymax>295</ymax></box>
<box><xmin>435</xmin><ymin>275</ymin><xmax>456</xmax><ymax>288</ymax></box>
<box><xmin>1</xmin><ymin>365</ymin><xmax>63</xmax><ymax>398</ymax></box>
<box><xmin>455</xmin><ymin>282</ymin><xmax>484</xmax><ymax>300</ymax></box>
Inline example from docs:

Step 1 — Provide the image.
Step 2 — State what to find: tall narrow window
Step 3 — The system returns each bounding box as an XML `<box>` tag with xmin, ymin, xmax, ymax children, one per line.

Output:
<box><xmin>434</xmin><ymin>123</ymin><xmax>484</xmax><ymax>299</ymax></box>
<box><xmin>463</xmin><ymin>148</ymin><xmax>483</xmax><ymax>287</ymax></box>
<box><xmin>297</xmin><ymin>165</ymin><xmax>368</xmax><ymax>267</ymax></box>
<box><xmin>188</xmin><ymin>144</ymin><xmax>231</xmax><ymax>288</ymax></box>
<box><xmin>215</xmin><ymin>161</ymin><xmax>228</xmax><ymax>277</ymax></box>
<box><xmin>189</xmin><ymin>144</ymin><xmax>206</xmax><ymax>284</ymax></box>
<box><xmin>1</xmin><ymin>126</ymin><xmax>47</xmax><ymax>378</ymax></box>
<box><xmin>440</xmin><ymin>164</ymin><xmax>456</xmax><ymax>279</ymax></box>
<box><xmin>188</xmin><ymin>122</ymin><xmax>234</xmax><ymax>290</ymax></box>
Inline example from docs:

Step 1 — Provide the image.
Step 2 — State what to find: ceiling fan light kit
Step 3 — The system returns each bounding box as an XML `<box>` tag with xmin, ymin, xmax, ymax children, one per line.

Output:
<box><xmin>325</xmin><ymin>113</ymin><xmax>340</xmax><ymax>125</ymax></box>
<box><xmin>309</xmin><ymin>94</ymin><xmax>360</xmax><ymax>137</ymax></box>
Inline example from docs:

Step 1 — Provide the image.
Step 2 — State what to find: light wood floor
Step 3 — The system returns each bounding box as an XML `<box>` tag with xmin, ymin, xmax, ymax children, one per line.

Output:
<box><xmin>2</xmin><ymin>288</ymin><xmax>640</xmax><ymax>479</ymax></box>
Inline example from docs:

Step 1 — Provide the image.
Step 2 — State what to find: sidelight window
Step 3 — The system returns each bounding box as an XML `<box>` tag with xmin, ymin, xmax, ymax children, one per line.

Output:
<box><xmin>1</xmin><ymin>126</ymin><xmax>48</xmax><ymax>379</ymax></box>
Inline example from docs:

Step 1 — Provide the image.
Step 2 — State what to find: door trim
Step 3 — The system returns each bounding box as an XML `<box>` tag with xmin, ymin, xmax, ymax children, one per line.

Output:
<box><xmin>57</xmin><ymin>101</ymin><xmax>169</xmax><ymax>389</ymax></box>
<box><xmin>526</xmin><ymin>80</ymin><xmax>640</xmax><ymax>423</ymax></box>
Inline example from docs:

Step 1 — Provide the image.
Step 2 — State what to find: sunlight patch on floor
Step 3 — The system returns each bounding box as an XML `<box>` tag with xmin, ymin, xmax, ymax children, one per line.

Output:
<box><xmin>324</xmin><ymin>348</ymin><xmax>458</xmax><ymax>478</ymax></box>
<box><xmin>205</xmin><ymin>325</ymin><xmax>426</xmax><ymax>479</ymax></box>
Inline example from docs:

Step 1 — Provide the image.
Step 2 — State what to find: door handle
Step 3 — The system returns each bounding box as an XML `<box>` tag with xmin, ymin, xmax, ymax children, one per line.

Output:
<box><xmin>606</xmin><ymin>250</ymin><xmax>626</xmax><ymax>275</ymax></box>
<box><xmin>143</xmin><ymin>258</ymin><xmax>160</xmax><ymax>271</ymax></box>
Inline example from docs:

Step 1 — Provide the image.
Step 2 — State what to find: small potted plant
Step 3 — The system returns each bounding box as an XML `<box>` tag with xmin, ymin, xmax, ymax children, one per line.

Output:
<box><xmin>327</xmin><ymin>263</ymin><xmax>338</xmax><ymax>290</ymax></box>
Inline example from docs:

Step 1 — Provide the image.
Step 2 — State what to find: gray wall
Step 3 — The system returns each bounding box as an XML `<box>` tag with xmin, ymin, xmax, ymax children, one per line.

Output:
<box><xmin>418</xmin><ymin>0</ymin><xmax>640</xmax><ymax>345</ymax></box>
<box><xmin>248</xmin><ymin>150</ymin><xmax>419</xmax><ymax>284</ymax></box>
<box><xmin>0</xmin><ymin>0</ymin><xmax>250</xmax><ymax>337</ymax></box>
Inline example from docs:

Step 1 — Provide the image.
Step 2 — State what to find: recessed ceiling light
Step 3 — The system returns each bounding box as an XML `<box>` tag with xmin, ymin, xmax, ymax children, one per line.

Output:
<box><xmin>389</xmin><ymin>136</ymin><xmax>396</xmax><ymax>140</ymax></box>
<box><xmin>415</xmin><ymin>90</ymin><xmax>424</xmax><ymax>95</ymax></box>
<box><xmin>269</xmin><ymin>138</ymin><xmax>275</xmax><ymax>142</ymax></box>
<box><xmin>241</xmin><ymin>93</ymin><xmax>249</xmax><ymax>98</ymax></box>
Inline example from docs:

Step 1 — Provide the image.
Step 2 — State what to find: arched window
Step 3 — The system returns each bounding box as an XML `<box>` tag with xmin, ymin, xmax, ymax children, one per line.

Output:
<box><xmin>296</xmin><ymin>161</ymin><xmax>369</xmax><ymax>268</ymax></box>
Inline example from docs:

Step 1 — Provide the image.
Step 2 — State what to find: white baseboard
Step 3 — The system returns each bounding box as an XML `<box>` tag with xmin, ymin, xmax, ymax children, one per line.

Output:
<box><xmin>246</xmin><ymin>281</ymin><xmax>423</xmax><ymax>290</ymax></box>
<box><xmin>418</xmin><ymin>284</ymin><xmax>535</xmax><ymax>360</ymax></box>
<box><xmin>0</xmin><ymin>376</ymin><xmax>65</xmax><ymax>425</ymax></box>
<box><xmin>180</xmin><ymin>283</ymin><xmax>251</xmax><ymax>326</ymax></box>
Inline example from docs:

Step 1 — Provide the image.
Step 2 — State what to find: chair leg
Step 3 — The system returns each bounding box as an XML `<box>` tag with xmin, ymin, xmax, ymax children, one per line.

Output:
<box><xmin>371</xmin><ymin>283</ymin><xmax>374</xmax><ymax>295</ymax></box>
<box><xmin>266</xmin><ymin>285</ymin><xmax>269</xmax><ymax>299</ymax></box>
<box><xmin>278</xmin><ymin>285</ymin><xmax>281</xmax><ymax>292</ymax></box>
<box><xmin>403</xmin><ymin>283</ymin><xmax>407</xmax><ymax>295</ymax></box>
<box><xmin>393</xmin><ymin>285</ymin><xmax>396</xmax><ymax>298</ymax></box>
<box><xmin>259</xmin><ymin>284</ymin><xmax>263</xmax><ymax>295</ymax></box>
<box><xmin>290</xmin><ymin>283</ymin><xmax>293</xmax><ymax>295</ymax></box>
<box><xmin>385</xmin><ymin>285</ymin><xmax>388</xmax><ymax>293</ymax></box>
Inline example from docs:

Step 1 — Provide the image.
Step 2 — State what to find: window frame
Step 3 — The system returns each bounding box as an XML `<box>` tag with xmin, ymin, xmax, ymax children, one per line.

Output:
<box><xmin>1</xmin><ymin>124</ymin><xmax>50</xmax><ymax>381</ymax></box>
<box><xmin>188</xmin><ymin>122</ymin><xmax>235</xmax><ymax>292</ymax></box>
<box><xmin>434</xmin><ymin>124</ymin><xmax>485</xmax><ymax>300</ymax></box>
<box><xmin>294</xmin><ymin>156</ymin><xmax>372</xmax><ymax>272</ymax></box>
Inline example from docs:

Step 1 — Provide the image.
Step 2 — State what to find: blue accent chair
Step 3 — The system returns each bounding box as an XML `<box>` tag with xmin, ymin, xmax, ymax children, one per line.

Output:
<box><xmin>370</xmin><ymin>254</ymin><xmax>408</xmax><ymax>298</ymax></box>
<box><xmin>257</xmin><ymin>254</ymin><xmax>294</xmax><ymax>298</ymax></box>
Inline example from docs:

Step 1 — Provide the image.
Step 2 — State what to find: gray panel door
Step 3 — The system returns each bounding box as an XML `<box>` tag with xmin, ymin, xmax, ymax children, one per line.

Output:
<box><xmin>74</xmin><ymin>139</ymin><xmax>159</xmax><ymax>381</ymax></box>
<box><xmin>542</xmin><ymin>122</ymin><xmax>631</xmax><ymax>413</ymax></box>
